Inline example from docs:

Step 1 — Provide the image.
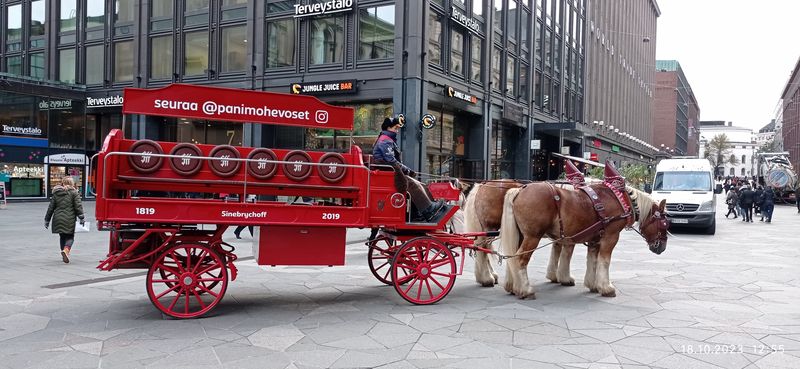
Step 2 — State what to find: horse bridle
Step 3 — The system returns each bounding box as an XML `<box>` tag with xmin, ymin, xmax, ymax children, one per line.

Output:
<box><xmin>636</xmin><ymin>208</ymin><xmax>669</xmax><ymax>244</ymax></box>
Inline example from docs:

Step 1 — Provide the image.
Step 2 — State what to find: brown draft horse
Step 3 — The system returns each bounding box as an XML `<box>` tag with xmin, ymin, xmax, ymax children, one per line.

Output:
<box><xmin>498</xmin><ymin>181</ymin><xmax>668</xmax><ymax>299</ymax></box>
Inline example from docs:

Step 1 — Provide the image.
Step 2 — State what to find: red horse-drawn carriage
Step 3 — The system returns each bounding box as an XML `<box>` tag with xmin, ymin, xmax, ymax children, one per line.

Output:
<box><xmin>92</xmin><ymin>84</ymin><xmax>496</xmax><ymax>318</ymax></box>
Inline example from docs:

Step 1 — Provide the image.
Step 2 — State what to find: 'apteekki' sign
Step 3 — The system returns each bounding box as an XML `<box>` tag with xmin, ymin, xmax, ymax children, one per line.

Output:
<box><xmin>291</xmin><ymin>80</ymin><xmax>358</xmax><ymax>95</ymax></box>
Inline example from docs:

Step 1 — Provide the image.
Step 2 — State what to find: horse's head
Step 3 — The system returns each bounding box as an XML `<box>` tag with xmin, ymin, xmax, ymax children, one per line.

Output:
<box><xmin>639</xmin><ymin>199</ymin><xmax>669</xmax><ymax>254</ymax></box>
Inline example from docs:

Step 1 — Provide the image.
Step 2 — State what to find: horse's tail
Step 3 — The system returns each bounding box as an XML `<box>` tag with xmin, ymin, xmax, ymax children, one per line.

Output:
<box><xmin>463</xmin><ymin>183</ymin><xmax>482</xmax><ymax>232</ymax></box>
<box><xmin>500</xmin><ymin>187</ymin><xmax>523</xmax><ymax>256</ymax></box>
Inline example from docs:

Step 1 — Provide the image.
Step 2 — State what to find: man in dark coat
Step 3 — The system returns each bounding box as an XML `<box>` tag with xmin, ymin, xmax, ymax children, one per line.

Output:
<box><xmin>753</xmin><ymin>186</ymin><xmax>764</xmax><ymax>215</ymax></box>
<box><xmin>738</xmin><ymin>185</ymin><xmax>755</xmax><ymax>222</ymax></box>
<box><xmin>45</xmin><ymin>177</ymin><xmax>85</xmax><ymax>263</ymax></box>
<box><xmin>761</xmin><ymin>187</ymin><xmax>775</xmax><ymax>223</ymax></box>
<box><xmin>373</xmin><ymin>116</ymin><xmax>445</xmax><ymax>222</ymax></box>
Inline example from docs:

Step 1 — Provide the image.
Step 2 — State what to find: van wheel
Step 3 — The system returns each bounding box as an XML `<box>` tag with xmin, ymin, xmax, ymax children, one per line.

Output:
<box><xmin>705</xmin><ymin>219</ymin><xmax>716</xmax><ymax>235</ymax></box>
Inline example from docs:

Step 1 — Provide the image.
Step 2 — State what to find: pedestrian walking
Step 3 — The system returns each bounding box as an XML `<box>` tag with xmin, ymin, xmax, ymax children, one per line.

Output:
<box><xmin>753</xmin><ymin>186</ymin><xmax>764</xmax><ymax>215</ymax></box>
<box><xmin>761</xmin><ymin>187</ymin><xmax>775</xmax><ymax>223</ymax></box>
<box><xmin>725</xmin><ymin>188</ymin><xmax>738</xmax><ymax>219</ymax></box>
<box><xmin>44</xmin><ymin>177</ymin><xmax>85</xmax><ymax>263</ymax></box>
<box><xmin>739</xmin><ymin>185</ymin><xmax>755</xmax><ymax>223</ymax></box>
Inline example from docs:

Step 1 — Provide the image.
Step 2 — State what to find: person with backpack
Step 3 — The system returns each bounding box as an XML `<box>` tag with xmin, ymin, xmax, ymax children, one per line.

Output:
<box><xmin>44</xmin><ymin>177</ymin><xmax>86</xmax><ymax>263</ymax></box>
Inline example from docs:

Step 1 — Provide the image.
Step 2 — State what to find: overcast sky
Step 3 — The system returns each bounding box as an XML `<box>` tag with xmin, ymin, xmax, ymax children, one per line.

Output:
<box><xmin>655</xmin><ymin>0</ymin><xmax>800</xmax><ymax>131</ymax></box>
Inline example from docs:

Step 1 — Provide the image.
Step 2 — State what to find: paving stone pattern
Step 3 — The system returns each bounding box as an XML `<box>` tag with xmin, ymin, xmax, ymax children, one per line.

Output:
<box><xmin>0</xmin><ymin>201</ymin><xmax>799</xmax><ymax>368</ymax></box>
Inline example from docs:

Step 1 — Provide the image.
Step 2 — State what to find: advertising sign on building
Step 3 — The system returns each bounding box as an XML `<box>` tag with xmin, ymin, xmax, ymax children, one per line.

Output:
<box><xmin>294</xmin><ymin>0</ymin><xmax>353</xmax><ymax>18</ymax></box>
<box><xmin>2</xmin><ymin>124</ymin><xmax>43</xmax><ymax>137</ymax></box>
<box><xmin>37</xmin><ymin>99</ymin><xmax>73</xmax><ymax>110</ymax></box>
<box><xmin>87</xmin><ymin>95</ymin><xmax>124</xmax><ymax>108</ymax></box>
<box><xmin>531</xmin><ymin>139</ymin><xmax>541</xmax><ymax>150</ymax></box>
<box><xmin>290</xmin><ymin>80</ymin><xmax>357</xmax><ymax>95</ymax></box>
<box><xmin>45</xmin><ymin>153</ymin><xmax>89</xmax><ymax>165</ymax></box>
<box><xmin>446</xmin><ymin>86</ymin><xmax>478</xmax><ymax>104</ymax></box>
<box><xmin>451</xmin><ymin>6</ymin><xmax>481</xmax><ymax>34</ymax></box>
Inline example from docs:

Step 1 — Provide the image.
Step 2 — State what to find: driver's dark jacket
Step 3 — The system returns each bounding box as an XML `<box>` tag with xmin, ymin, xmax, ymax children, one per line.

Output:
<box><xmin>372</xmin><ymin>130</ymin><xmax>411</xmax><ymax>175</ymax></box>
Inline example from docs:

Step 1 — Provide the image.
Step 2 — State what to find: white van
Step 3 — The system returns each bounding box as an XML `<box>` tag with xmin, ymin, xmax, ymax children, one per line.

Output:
<box><xmin>649</xmin><ymin>157</ymin><xmax>716</xmax><ymax>234</ymax></box>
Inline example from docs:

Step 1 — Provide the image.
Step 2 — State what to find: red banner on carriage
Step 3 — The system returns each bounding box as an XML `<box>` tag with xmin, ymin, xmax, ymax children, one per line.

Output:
<box><xmin>122</xmin><ymin>84</ymin><xmax>354</xmax><ymax>131</ymax></box>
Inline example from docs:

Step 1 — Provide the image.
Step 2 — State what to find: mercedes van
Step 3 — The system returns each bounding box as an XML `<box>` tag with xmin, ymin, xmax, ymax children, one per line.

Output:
<box><xmin>649</xmin><ymin>158</ymin><xmax>716</xmax><ymax>234</ymax></box>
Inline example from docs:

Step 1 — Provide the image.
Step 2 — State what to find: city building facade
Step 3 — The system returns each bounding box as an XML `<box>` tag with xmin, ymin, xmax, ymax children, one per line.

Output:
<box><xmin>583</xmin><ymin>0</ymin><xmax>660</xmax><ymax>166</ymax></box>
<box><xmin>653</xmin><ymin>60</ymin><xmax>700</xmax><ymax>157</ymax></box>
<box><xmin>0</xmin><ymin>0</ymin><xmax>592</xmax><ymax>200</ymax></box>
<box><xmin>755</xmin><ymin>119</ymin><xmax>776</xmax><ymax>149</ymax></box>
<box><xmin>780</xmin><ymin>56</ymin><xmax>800</xmax><ymax>172</ymax></box>
<box><xmin>698</xmin><ymin>121</ymin><xmax>757</xmax><ymax>178</ymax></box>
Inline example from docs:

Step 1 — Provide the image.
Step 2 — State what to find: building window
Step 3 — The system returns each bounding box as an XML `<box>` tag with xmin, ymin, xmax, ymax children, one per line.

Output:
<box><xmin>184</xmin><ymin>32</ymin><xmax>208</xmax><ymax>76</ymax></box>
<box><xmin>519</xmin><ymin>63</ymin><xmax>529</xmax><ymax>101</ymax></box>
<box><xmin>221</xmin><ymin>26</ymin><xmax>247</xmax><ymax>72</ymax></box>
<box><xmin>115</xmin><ymin>0</ymin><xmax>135</xmax><ymax>23</ymax></box>
<box><xmin>507</xmin><ymin>0</ymin><xmax>517</xmax><ymax>41</ymax></box>
<box><xmin>451</xmin><ymin>29</ymin><xmax>464</xmax><ymax>77</ymax></box>
<box><xmin>151</xmin><ymin>1</ymin><xmax>173</xmax><ymax>31</ymax></box>
<box><xmin>221</xmin><ymin>0</ymin><xmax>248</xmax><ymax>20</ymax></box>
<box><xmin>491</xmin><ymin>48</ymin><xmax>501</xmax><ymax>91</ymax></box>
<box><xmin>114</xmin><ymin>41</ymin><xmax>133</xmax><ymax>82</ymax></box>
<box><xmin>309</xmin><ymin>16</ymin><xmax>345</xmax><ymax>65</ymax></box>
<box><xmin>5</xmin><ymin>4</ymin><xmax>23</xmax><ymax>52</ymax></box>
<box><xmin>29</xmin><ymin>53</ymin><xmax>45</xmax><ymax>79</ymax></box>
<box><xmin>267</xmin><ymin>0</ymin><xmax>298</xmax><ymax>13</ymax></box>
<box><xmin>471</xmin><ymin>38</ymin><xmax>482</xmax><ymax>82</ymax></box>
<box><xmin>729</xmin><ymin>168</ymin><xmax>734</xmax><ymax>176</ymax></box>
<box><xmin>473</xmin><ymin>0</ymin><xmax>484</xmax><ymax>17</ymax></box>
<box><xmin>185</xmin><ymin>0</ymin><xmax>210</xmax><ymax>26</ymax></box>
<box><xmin>740</xmin><ymin>168</ymin><xmax>745</xmax><ymax>176</ymax></box>
<box><xmin>534</xmin><ymin>70</ymin><xmax>541</xmax><ymax>107</ymax></box>
<box><xmin>30</xmin><ymin>0</ymin><xmax>46</xmax><ymax>44</ymax></box>
<box><xmin>150</xmin><ymin>36</ymin><xmax>173</xmax><ymax>79</ymax></box>
<box><xmin>741</xmin><ymin>155</ymin><xmax>746</xmax><ymax>163</ymax></box>
<box><xmin>358</xmin><ymin>5</ymin><xmax>395</xmax><ymax>61</ymax></box>
<box><xmin>428</xmin><ymin>13</ymin><xmax>443</xmax><ymax>66</ymax></box>
<box><xmin>60</xmin><ymin>0</ymin><xmax>78</xmax><ymax>32</ymax></box>
<box><xmin>85</xmin><ymin>45</ymin><xmax>104</xmax><ymax>84</ymax></box>
<box><xmin>506</xmin><ymin>57</ymin><xmax>515</xmax><ymax>96</ymax></box>
<box><xmin>521</xmin><ymin>9</ymin><xmax>530</xmax><ymax>48</ymax></box>
<box><xmin>87</xmin><ymin>0</ymin><xmax>105</xmax><ymax>27</ymax></box>
<box><xmin>59</xmin><ymin>49</ymin><xmax>76</xmax><ymax>83</ymax></box>
<box><xmin>6</xmin><ymin>55</ymin><xmax>23</xmax><ymax>75</ymax></box>
<box><xmin>266</xmin><ymin>19</ymin><xmax>295</xmax><ymax>68</ymax></box>
<box><xmin>493</xmin><ymin>0</ymin><xmax>502</xmax><ymax>32</ymax></box>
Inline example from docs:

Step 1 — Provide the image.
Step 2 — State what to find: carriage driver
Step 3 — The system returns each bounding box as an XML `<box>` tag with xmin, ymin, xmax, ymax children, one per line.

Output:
<box><xmin>373</xmin><ymin>116</ymin><xmax>446</xmax><ymax>222</ymax></box>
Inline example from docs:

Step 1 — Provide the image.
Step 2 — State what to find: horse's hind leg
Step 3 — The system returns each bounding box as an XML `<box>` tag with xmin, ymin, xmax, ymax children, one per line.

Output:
<box><xmin>584</xmin><ymin>243</ymin><xmax>599</xmax><ymax>293</ymax></box>
<box><xmin>595</xmin><ymin>236</ymin><xmax>619</xmax><ymax>297</ymax></box>
<box><xmin>556</xmin><ymin>243</ymin><xmax>576</xmax><ymax>286</ymax></box>
<box><xmin>546</xmin><ymin>243</ymin><xmax>561</xmax><ymax>283</ymax></box>
<box><xmin>511</xmin><ymin>237</ymin><xmax>539</xmax><ymax>299</ymax></box>
<box><xmin>474</xmin><ymin>236</ymin><xmax>498</xmax><ymax>287</ymax></box>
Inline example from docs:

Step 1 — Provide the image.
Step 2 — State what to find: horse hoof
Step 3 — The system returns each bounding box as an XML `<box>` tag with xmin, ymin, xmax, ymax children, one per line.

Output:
<box><xmin>601</xmin><ymin>290</ymin><xmax>617</xmax><ymax>297</ymax></box>
<box><xmin>589</xmin><ymin>288</ymin><xmax>599</xmax><ymax>293</ymax></box>
<box><xmin>560</xmin><ymin>281</ymin><xmax>576</xmax><ymax>287</ymax></box>
<box><xmin>479</xmin><ymin>280</ymin><xmax>495</xmax><ymax>287</ymax></box>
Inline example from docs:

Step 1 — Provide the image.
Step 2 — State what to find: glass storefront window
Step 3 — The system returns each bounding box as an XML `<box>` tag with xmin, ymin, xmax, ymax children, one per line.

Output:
<box><xmin>471</xmin><ymin>38</ymin><xmax>482</xmax><ymax>82</ymax></box>
<box><xmin>309</xmin><ymin>102</ymin><xmax>392</xmax><ymax>151</ymax></box>
<box><xmin>184</xmin><ymin>32</ymin><xmax>209</xmax><ymax>75</ymax></box>
<box><xmin>6</xmin><ymin>4</ymin><xmax>22</xmax><ymax>52</ymax></box>
<box><xmin>358</xmin><ymin>5</ymin><xmax>395</xmax><ymax>61</ymax></box>
<box><xmin>31</xmin><ymin>0</ymin><xmax>46</xmax><ymax>38</ymax></box>
<box><xmin>59</xmin><ymin>49</ymin><xmax>77</xmax><ymax>83</ymax></box>
<box><xmin>168</xmin><ymin>119</ymin><xmax>243</xmax><ymax>146</ymax></box>
<box><xmin>451</xmin><ymin>30</ymin><xmax>464</xmax><ymax>76</ymax></box>
<box><xmin>151</xmin><ymin>36</ymin><xmax>173</xmax><ymax>79</ymax></box>
<box><xmin>267</xmin><ymin>19</ymin><xmax>295</xmax><ymax>68</ymax></box>
<box><xmin>491</xmin><ymin>122</ymin><xmax>516</xmax><ymax>179</ymax></box>
<box><xmin>115</xmin><ymin>0</ymin><xmax>135</xmax><ymax>23</ymax></box>
<box><xmin>506</xmin><ymin>58</ymin><xmax>515</xmax><ymax>96</ymax></box>
<box><xmin>114</xmin><ymin>41</ymin><xmax>134</xmax><ymax>82</ymax></box>
<box><xmin>221</xmin><ymin>26</ymin><xmax>247</xmax><ymax>72</ymax></box>
<box><xmin>87</xmin><ymin>0</ymin><xmax>105</xmax><ymax>27</ymax></box>
<box><xmin>1</xmin><ymin>164</ymin><xmax>45</xmax><ymax>197</ymax></box>
<box><xmin>309</xmin><ymin>16</ymin><xmax>344</xmax><ymax>65</ymax></box>
<box><xmin>60</xmin><ymin>0</ymin><xmax>78</xmax><ymax>32</ymax></box>
<box><xmin>426</xmin><ymin>112</ymin><xmax>455</xmax><ymax>176</ymax></box>
<box><xmin>428</xmin><ymin>13</ymin><xmax>443</xmax><ymax>67</ymax></box>
<box><xmin>85</xmin><ymin>45</ymin><xmax>105</xmax><ymax>84</ymax></box>
<box><xmin>491</xmin><ymin>48</ymin><xmax>501</xmax><ymax>91</ymax></box>
<box><xmin>6</xmin><ymin>56</ymin><xmax>22</xmax><ymax>75</ymax></box>
<box><xmin>47</xmin><ymin>99</ymin><xmax>86</xmax><ymax>150</ymax></box>
<box><xmin>29</xmin><ymin>53</ymin><xmax>45</xmax><ymax>79</ymax></box>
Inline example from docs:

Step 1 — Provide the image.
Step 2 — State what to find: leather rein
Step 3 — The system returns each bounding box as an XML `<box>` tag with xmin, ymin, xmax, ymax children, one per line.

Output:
<box><xmin>546</xmin><ymin>182</ymin><xmax>636</xmax><ymax>245</ymax></box>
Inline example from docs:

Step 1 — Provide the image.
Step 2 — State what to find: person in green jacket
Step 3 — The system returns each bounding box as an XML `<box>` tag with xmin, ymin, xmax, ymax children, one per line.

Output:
<box><xmin>45</xmin><ymin>177</ymin><xmax>85</xmax><ymax>263</ymax></box>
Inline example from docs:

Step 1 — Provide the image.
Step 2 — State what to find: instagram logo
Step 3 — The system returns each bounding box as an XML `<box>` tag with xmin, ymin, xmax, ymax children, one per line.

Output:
<box><xmin>315</xmin><ymin>110</ymin><xmax>329</xmax><ymax>124</ymax></box>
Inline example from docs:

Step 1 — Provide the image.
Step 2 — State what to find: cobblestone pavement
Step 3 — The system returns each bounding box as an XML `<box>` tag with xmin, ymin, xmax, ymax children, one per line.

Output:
<box><xmin>0</xmin><ymin>200</ymin><xmax>799</xmax><ymax>368</ymax></box>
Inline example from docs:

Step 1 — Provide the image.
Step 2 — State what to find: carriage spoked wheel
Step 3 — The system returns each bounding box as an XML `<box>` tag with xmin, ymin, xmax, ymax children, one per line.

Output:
<box><xmin>367</xmin><ymin>237</ymin><xmax>410</xmax><ymax>286</ymax></box>
<box><xmin>157</xmin><ymin>244</ymin><xmax>223</xmax><ymax>293</ymax></box>
<box><xmin>391</xmin><ymin>237</ymin><xmax>457</xmax><ymax>305</ymax></box>
<box><xmin>147</xmin><ymin>243</ymin><xmax>228</xmax><ymax>318</ymax></box>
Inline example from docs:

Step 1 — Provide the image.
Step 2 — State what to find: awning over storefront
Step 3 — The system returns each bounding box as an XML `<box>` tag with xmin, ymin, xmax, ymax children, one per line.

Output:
<box><xmin>123</xmin><ymin>84</ymin><xmax>355</xmax><ymax>130</ymax></box>
<box><xmin>552</xmin><ymin>152</ymin><xmax>605</xmax><ymax>167</ymax></box>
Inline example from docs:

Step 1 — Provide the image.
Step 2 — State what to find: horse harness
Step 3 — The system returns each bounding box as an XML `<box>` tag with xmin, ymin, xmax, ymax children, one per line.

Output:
<box><xmin>546</xmin><ymin>182</ymin><xmax>634</xmax><ymax>244</ymax></box>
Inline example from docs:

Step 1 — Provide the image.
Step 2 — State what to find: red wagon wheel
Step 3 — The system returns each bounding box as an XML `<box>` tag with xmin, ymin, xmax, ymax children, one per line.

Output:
<box><xmin>391</xmin><ymin>237</ymin><xmax>456</xmax><ymax>305</ymax></box>
<box><xmin>367</xmin><ymin>237</ymin><xmax>410</xmax><ymax>285</ymax></box>
<box><xmin>146</xmin><ymin>243</ymin><xmax>228</xmax><ymax>318</ymax></box>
